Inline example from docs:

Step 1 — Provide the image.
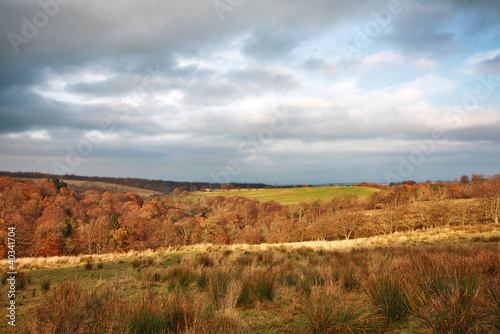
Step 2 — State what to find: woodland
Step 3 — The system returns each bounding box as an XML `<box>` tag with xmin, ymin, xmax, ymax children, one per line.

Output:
<box><xmin>0</xmin><ymin>174</ymin><xmax>499</xmax><ymax>258</ymax></box>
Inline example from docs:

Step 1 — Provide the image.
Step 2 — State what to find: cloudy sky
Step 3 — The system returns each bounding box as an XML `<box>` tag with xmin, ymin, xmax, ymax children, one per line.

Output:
<box><xmin>1</xmin><ymin>0</ymin><xmax>499</xmax><ymax>185</ymax></box>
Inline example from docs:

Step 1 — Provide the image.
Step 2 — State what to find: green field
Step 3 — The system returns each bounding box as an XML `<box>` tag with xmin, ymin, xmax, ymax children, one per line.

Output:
<box><xmin>201</xmin><ymin>186</ymin><xmax>380</xmax><ymax>205</ymax></box>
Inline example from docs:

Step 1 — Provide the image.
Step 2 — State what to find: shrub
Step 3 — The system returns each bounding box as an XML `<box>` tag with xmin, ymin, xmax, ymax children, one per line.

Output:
<box><xmin>97</xmin><ymin>262</ymin><xmax>104</xmax><ymax>270</ymax></box>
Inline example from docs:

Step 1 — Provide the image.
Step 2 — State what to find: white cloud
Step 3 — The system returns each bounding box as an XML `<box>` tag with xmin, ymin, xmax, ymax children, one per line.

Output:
<box><xmin>415</xmin><ymin>58</ymin><xmax>437</xmax><ymax>70</ymax></box>
<box><xmin>7</xmin><ymin>130</ymin><xmax>51</xmax><ymax>141</ymax></box>
<box><xmin>465</xmin><ymin>49</ymin><xmax>500</xmax><ymax>68</ymax></box>
<box><xmin>362</xmin><ymin>51</ymin><xmax>402</xmax><ymax>67</ymax></box>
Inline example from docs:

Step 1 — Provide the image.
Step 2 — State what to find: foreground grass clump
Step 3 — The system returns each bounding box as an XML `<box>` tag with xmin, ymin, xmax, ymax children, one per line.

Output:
<box><xmin>364</xmin><ymin>270</ymin><xmax>411</xmax><ymax>322</ymax></box>
<box><xmin>417</xmin><ymin>285</ymin><xmax>486</xmax><ymax>334</ymax></box>
<box><xmin>31</xmin><ymin>281</ymin><xmax>119</xmax><ymax>333</ymax></box>
<box><xmin>3</xmin><ymin>242</ymin><xmax>500</xmax><ymax>333</ymax></box>
<box><xmin>301</xmin><ymin>290</ymin><xmax>377</xmax><ymax>333</ymax></box>
<box><xmin>487</xmin><ymin>277</ymin><xmax>500</xmax><ymax>332</ymax></box>
<box><xmin>128</xmin><ymin>292</ymin><xmax>198</xmax><ymax>334</ymax></box>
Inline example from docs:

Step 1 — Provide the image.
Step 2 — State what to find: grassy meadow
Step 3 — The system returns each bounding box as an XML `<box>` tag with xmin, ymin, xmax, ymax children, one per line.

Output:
<box><xmin>1</xmin><ymin>226</ymin><xmax>499</xmax><ymax>333</ymax></box>
<box><xmin>201</xmin><ymin>186</ymin><xmax>380</xmax><ymax>205</ymax></box>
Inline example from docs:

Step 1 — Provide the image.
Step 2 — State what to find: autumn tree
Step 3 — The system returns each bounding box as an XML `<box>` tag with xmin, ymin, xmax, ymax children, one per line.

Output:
<box><xmin>58</xmin><ymin>216</ymin><xmax>78</xmax><ymax>238</ymax></box>
<box><xmin>109</xmin><ymin>214</ymin><xmax>120</xmax><ymax>230</ymax></box>
<box><xmin>460</xmin><ymin>175</ymin><xmax>470</xmax><ymax>184</ymax></box>
<box><xmin>266</xmin><ymin>217</ymin><xmax>296</xmax><ymax>243</ymax></box>
<box><xmin>334</xmin><ymin>210</ymin><xmax>364</xmax><ymax>240</ymax></box>
<box><xmin>484</xmin><ymin>189</ymin><xmax>500</xmax><ymax>224</ymax></box>
<box><xmin>235</xmin><ymin>225</ymin><xmax>264</xmax><ymax>244</ymax></box>
<box><xmin>175</xmin><ymin>218</ymin><xmax>199</xmax><ymax>245</ymax></box>
<box><xmin>49</xmin><ymin>177</ymin><xmax>67</xmax><ymax>193</ymax></box>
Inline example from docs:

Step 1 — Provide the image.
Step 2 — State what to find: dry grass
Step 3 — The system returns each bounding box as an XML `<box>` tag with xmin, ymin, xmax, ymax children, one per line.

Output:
<box><xmin>3</xmin><ymin>240</ymin><xmax>499</xmax><ymax>333</ymax></box>
<box><xmin>3</xmin><ymin>225</ymin><xmax>499</xmax><ymax>272</ymax></box>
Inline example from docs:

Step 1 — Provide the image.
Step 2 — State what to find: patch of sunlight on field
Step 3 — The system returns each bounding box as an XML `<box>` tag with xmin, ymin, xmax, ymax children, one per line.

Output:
<box><xmin>201</xmin><ymin>186</ymin><xmax>380</xmax><ymax>204</ymax></box>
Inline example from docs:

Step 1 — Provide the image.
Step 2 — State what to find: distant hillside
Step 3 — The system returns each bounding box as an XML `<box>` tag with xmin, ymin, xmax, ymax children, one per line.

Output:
<box><xmin>62</xmin><ymin>180</ymin><xmax>164</xmax><ymax>197</ymax></box>
<box><xmin>0</xmin><ymin>171</ymin><xmax>269</xmax><ymax>194</ymax></box>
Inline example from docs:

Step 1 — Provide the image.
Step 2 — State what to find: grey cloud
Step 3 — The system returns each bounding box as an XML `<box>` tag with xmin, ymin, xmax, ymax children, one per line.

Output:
<box><xmin>228</xmin><ymin>66</ymin><xmax>299</xmax><ymax>91</ymax></box>
<box><xmin>182</xmin><ymin>68</ymin><xmax>298</xmax><ymax>106</ymax></box>
<box><xmin>1</xmin><ymin>0</ymin><xmax>500</xmax><ymax>183</ymax></box>
<box><xmin>241</xmin><ymin>29</ymin><xmax>300</xmax><ymax>61</ymax></box>
<box><xmin>480</xmin><ymin>54</ymin><xmax>500</xmax><ymax>73</ymax></box>
<box><xmin>0</xmin><ymin>89</ymin><xmax>166</xmax><ymax>137</ymax></box>
<box><xmin>380</xmin><ymin>0</ymin><xmax>500</xmax><ymax>57</ymax></box>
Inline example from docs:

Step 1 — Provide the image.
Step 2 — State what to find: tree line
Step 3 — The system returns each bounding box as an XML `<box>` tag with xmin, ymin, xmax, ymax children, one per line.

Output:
<box><xmin>0</xmin><ymin>171</ymin><xmax>268</xmax><ymax>194</ymax></box>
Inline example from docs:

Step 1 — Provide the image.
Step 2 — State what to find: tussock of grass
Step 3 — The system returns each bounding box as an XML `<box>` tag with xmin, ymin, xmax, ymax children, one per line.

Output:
<box><xmin>84</xmin><ymin>260</ymin><xmax>93</xmax><ymax>271</ymax></box>
<box><xmin>487</xmin><ymin>277</ymin><xmax>500</xmax><ymax>332</ymax></box>
<box><xmin>197</xmin><ymin>252</ymin><xmax>215</xmax><ymax>267</ymax></box>
<box><xmin>417</xmin><ymin>285</ymin><xmax>487</xmax><ymax>333</ymax></box>
<box><xmin>364</xmin><ymin>271</ymin><xmax>411</xmax><ymax>322</ymax></box>
<box><xmin>166</xmin><ymin>265</ymin><xmax>196</xmax><ymax>289</ymax></box>
<box><xmin>301</xmin><ymin>290</ymin><xmax>377</xmax><ymax>334</ymax></box>
<box><xmin>41</xmin><ymin>278</ymin><xmax>51</xmax><ymax>291</ymax></box>
<box><xmin>249</xmin><ymin>269</ymin><xmax>276</xmax><ymax>302</ymax></box>
<box><xmin>31</xmin><ymin>281</ymin><xmax>118</xmax><ymax>333</ymax></box>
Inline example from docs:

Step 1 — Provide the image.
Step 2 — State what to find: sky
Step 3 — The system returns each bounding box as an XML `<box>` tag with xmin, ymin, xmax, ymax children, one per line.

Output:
<box><xmin>1</xmin><ymin>0</ymin><xmax>500</xmax><ymax>185</ymax></box>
